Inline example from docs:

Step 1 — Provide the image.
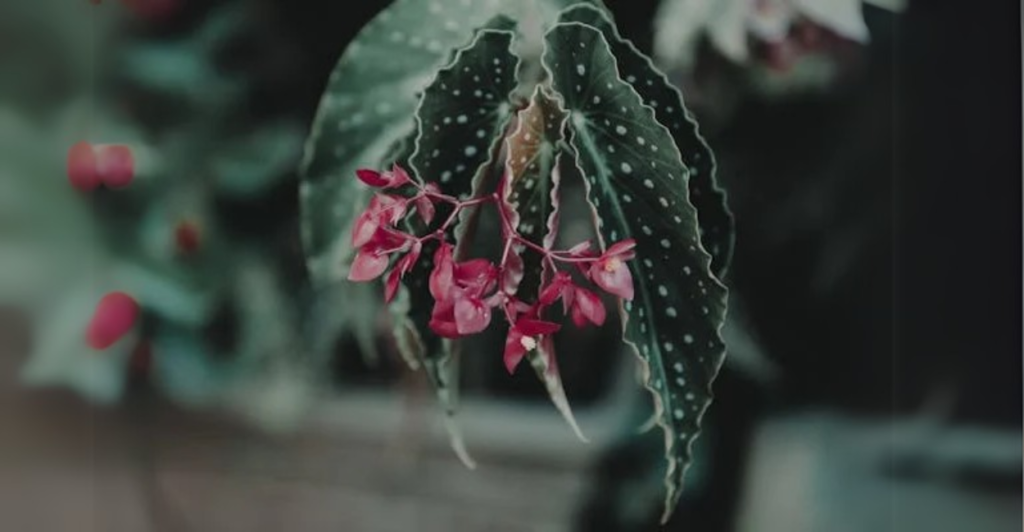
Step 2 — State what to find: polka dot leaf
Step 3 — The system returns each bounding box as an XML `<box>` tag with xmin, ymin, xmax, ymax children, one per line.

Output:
<box><xmin>557</xmin><ymin>4</ymin><xmax>734</xmax><ymax>277</ymax></box>
<box><xmin>543</xmin><ymin>22</ymin><xmax>729</xmax><ymax>523</ymax></box>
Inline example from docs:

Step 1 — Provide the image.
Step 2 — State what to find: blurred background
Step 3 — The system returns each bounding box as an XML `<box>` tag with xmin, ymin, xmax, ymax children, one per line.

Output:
<box><xmin>0</xmin><ymin>0</ymin><xmax>1019</xmax><ymax>531</ymax></box>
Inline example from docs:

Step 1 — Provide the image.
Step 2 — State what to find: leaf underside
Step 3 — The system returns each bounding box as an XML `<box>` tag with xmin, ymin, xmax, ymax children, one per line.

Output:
<box><xmin>557</xmin><ymin>4</ymin><xmax>734</xmax><ymax>278</ymax></box>
<box><xmin>300</xmin><ymin>0</ymin><xmax>610</xmax><ymax>286</ymax></box>
<box><xmin>543</xmin><ymin>22</ymin><xmax>728</xmax><ymax>522</ymax></box>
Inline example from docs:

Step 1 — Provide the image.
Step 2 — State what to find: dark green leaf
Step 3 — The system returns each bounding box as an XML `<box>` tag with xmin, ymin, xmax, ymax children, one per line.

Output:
<box><xmin>557</xmin><ymin>4</ymin><xmax>734</xmax><ymax>277</ymax></box>
<box><xmin>543</xmin><ymin>22</ymin><xmax>728</xmax><ymax>522</ymax></box>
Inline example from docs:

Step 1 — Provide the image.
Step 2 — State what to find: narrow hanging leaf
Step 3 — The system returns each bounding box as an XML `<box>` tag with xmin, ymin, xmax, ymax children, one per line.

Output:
<box><xmin>300</xmin><ymin>0</ymin><xmax>509</xmax><ymax>285</ymax></box>
<box><xmin>501</xmin><ymin>87</ymin><xmax>587</xmax><ymax>442</ymax></box>
<box><xmin>543</xmin><ymin>22</ymin><xmax>729</xmax><ymax>523</ymax></box>
<box><xmin>502</xmin><ymin>85</ymin><xmax>567</xmax><ymax>294</ymax></box>
<box><xmin>557</xmin><ymin>4</ymin><xmax>734</xmax><ymax>277</ymax></box>
<box><xmin>392</xmin><ymin>24</ymin><xmax>521</xmax><ymax>464</ymax></box>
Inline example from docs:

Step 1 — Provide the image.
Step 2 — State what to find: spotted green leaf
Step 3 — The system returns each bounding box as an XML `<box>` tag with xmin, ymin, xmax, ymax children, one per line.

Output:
<box><xmin>558</xmin><ymin>4</ymin><xmax>733</xmax><ymax>277</ymax></box>
<box><xmin>300</xmin><ymin>0</ymin><xmax>605</xmax><ymax>286</ymax></box>
<box><xmin>543</xmin><ymin>22</ymin><xmax>728</xmax><ymax>522</ymax></box>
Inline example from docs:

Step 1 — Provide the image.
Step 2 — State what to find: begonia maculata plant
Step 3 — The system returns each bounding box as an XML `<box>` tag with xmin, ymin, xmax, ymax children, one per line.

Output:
<box><xmin>300</xmin><ymin>0</ymin><xmax>734</xmax><ymax>522</ymax></box>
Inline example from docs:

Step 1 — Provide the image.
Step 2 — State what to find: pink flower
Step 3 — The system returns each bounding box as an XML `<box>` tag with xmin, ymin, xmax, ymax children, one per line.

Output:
<box><xmin>539</xmin><ymin>271</ymin><xmax>573</xmax><ymax>307</ymax></box>
<box><xmin>588</xmin><ymin>239</ymin><xmax>636</xmax><ymax>300</ymax></box>
<box><xmin>96</xmin><ymin>144</ymin><xmax>135</xmax><ymax>188</ymax></box>
<box><xmin>504</xmin><ymin>318</ymin><xmax>561</xmax><ymax>374</ymax></box>
<box><xmin>429</xmin><ymin>243</ymin><xmax>456</xmax><ymax>300</ymax></box>
<box><xmin>67</xmin><ymin>142</ymin><xmax>99</xmax><ymax>191</ymax></box>
<box><xmin>538</xmin><ymin>272</ymin><xmax>606</xmax><ymax>328</ymax></box>
<box><xmin>351</xmin><ymin>194</ymin><xmax>407</xmax><ymax>248</ymax></box>
<box><xmin>428</xmin><ymin>290</ymin><xmax>493</xmax><ymax>338</ymax></box>
<box><xmin>413</xmin><ymin>196</ymin><xmax>436</xmax><ymax>225</ymax></box>
<box><xmin>356</xmin><ymin>164</ymin><xmax>413</xmax><ymax>189</ymax></box>
<box><xmin>413</xmin><ymin>183</ymin><xmax>439</xmax><ymax>226</ymax></box>
<box><xmin>349</xmin><ymin>247</ymin><xmax>390</xmax><ymax>282</ymax></box>
<box><xmin>453</xmin><ymin>295</ymin><xmax>492</xmax><ymax>335</ymax></box>
<box><xmin>87</xmin><ymin>291</ymin><xmax>140</xmax><ymax>350</ymax></box>
<box><xmin>568</xmin><ymin>286</ymin><xmax>606</xmax><ymax>327</ymax></box>
<box><xmin>348</xmin><ymin>229</ymin><xmax>408</xmax><ymax>282</ymax></box>
<box><xmin>427</xmin><ymin>244</ymin><xmax>499</xmax><ymax>338</ymax></box>
<box><xmin>384</xmin><ymin>241</ymin><xmax>422</xmax><ymax>303</ymax></box>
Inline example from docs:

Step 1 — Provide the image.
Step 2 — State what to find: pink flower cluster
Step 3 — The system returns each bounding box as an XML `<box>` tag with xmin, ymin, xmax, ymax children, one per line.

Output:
<box><xmin>348</xmin><ymin>165</ymin><xmax>636</xmax><ymax>373</ymax></box>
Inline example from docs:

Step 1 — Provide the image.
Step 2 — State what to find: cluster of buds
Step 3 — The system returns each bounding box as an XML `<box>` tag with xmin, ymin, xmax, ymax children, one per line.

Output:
<box><xmin>348</xmin><ymin>165</ymin><xmax>636</xmax><ymax>374</ymax></box>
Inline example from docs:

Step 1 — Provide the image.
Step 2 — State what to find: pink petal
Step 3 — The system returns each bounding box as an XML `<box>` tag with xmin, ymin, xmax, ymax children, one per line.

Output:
<box><xmin>384</xmin><ymin>266</ymin><xmax>402</xmax><ymax>303</ymax></box>
<box><xmin>503</xmin><ymin>331</ymin><xmax>527</xmax><ymax>374</ymax></box>
<box><xmin>567</xmin><ymin>240</ymin><xmax>594</xmax><ymax>257</ymax></box>
<box><xmin>429</xmin><ymin>299</ymin><xmax>460</xmax><ymax>338</ymax></box>
<box><xmin>429</xmin><ymin>319</ymin><xmax>461</xmax><ymax>338</ymax></box>
<box><xmin>413</xmin><ymin>195</ymin><xmax>435</xmax><ymax>225</ymax></box>
<box><xmin>539</xmin><ymin>272</ymin><xmax>571</xmax><ymax>306</ymax></box>
<box><xmin>351</xmin><ymin>211</ymin><xmax>380</xmax><ymax>248</ymax></box>
<box><xmin>590</xmin><ymin>262</ymin><xmax>635</xmax><ymax>300</ymax></box>
<box><xmin>570</xmin><ymin>304</ymin><xmax>589</xmax><ymax>328</ymax></box>
<box><xmin>86</xmin><ymin>291</ymin><xmax>139</xmax><ymax>350</ymax></box>
<box><xmin>96</xmin><ymin>145</ymin><xmax>134</xmax><ymax>188</ymax></box>
<box><xmin>389</xmin><ymin>165</ymin><xmax>413</xmax><ymax>188</ymax></box>
<box><xmin>367</xmin><ymin>194</ymin><xmax>407</xmax><ymax>225</ymax></box>
<box><xmin>606</xmin><ymin>239</ymin><xmax>637</xmax><ymax>259</ymax></box>
<box><xmin>67</xmin><ymin>142</ymin><xmax>99</xmax><ymax>191</ymax></box>
<box><xmin>384</xmin><ymin>244</ymin><xmax>422</xmax><ymax>303</ymax></box>
<box><xmin>348</xmin><ymin>249</ymin><xmax>389</xmax><ymax>282</ymax></box>
<box><xmin>560</xmin><ymin>282</ymin><xmax>577</xmax><ymax>313</ymax></box>
<box><xmin>429</xmin><ymin>244</ymin><xmax>454</xmax><ymax>300</ymax></box>
<box><xmin>501</xmin><ymin>251</ymin><xmax>524</xmax><ymax>295</ymax></box>
<box><xmin>356</xmin><ymin>169</ymin><xmax>388</xmax><ymax>187</ymax></box>
<box><xmin>517</xmin><ymin>319</ymin><xmax>561</xmax><ymax>336</ymax></box>
<box><xmin>403</xmin><ymin>241</ymin><xmax>423</xmax><ymax>273</ymax></box>
<box><xmin>454</xmin><ymin>296</ymin><xmax>492</xmax><ymax>335</ymax></box>
<box><xmin>573</xmin><ymin>287</ymin><xmax>606</xmax><ymax>326</ymax></box>
<box><xmin>454</xmin><ymin>259</ymin><xmax>496</xmax><ymax>291</ymax></box>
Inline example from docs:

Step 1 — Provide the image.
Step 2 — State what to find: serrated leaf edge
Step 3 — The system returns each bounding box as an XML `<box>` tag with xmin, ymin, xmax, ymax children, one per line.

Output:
<box><xmin>557</xmin><ymin>3</ymin><xmax>734</xmax><ymax>279</ymax></box>
<box><xmin>540</xmin><ymin>21</ymin><xmax>729</xmax><ymax>524</ymax></box>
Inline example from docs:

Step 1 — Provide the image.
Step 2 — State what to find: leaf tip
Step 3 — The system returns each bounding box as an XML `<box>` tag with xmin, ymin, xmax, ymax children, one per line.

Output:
<box><xmin>443</xmin><ymin>415</ymin><xmax>477</xmax><ymax>470</ymax></box>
